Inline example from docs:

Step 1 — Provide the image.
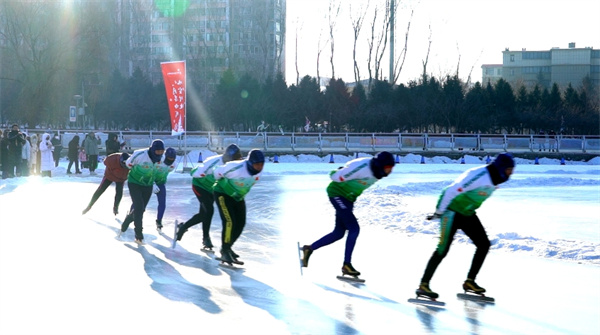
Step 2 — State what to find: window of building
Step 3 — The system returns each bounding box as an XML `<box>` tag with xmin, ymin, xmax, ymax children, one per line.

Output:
<box><xmin>510</xmin><ymin>54</ymin><xmax>515</xmax><ymax>62</ymax></box>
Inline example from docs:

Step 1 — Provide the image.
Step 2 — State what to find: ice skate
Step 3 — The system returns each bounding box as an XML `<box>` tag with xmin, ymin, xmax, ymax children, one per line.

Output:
<box><xmin>458</xmin><ymin>279</ymin><xmax>495</xmax><ymax>302</ymax></box>
<box><xmin>341</xmin><ymin>263</ymin><xmax>361</xmax><ymax>277</ymax></box>
<box><xmin>82</xmin><ymin>206</ymin><xmax>91</xmax><ymax>215</ymax></box>
<box><xmin>415</xmin><ymin>282</ymin><xmax>439</xmax><ymax>300</ymax></box>
<box><xmin>156</xmin><ymin>220</ymin><xmax>163</xmax><ymax>233</ymax></box>
<box><xmin>462</xmin><ymin>279</ymin><xmax>486</xmax><ymax>295</ymax></box>
<box><xmin>202</xmin><ymin>236</ymin><xmax>214</xmax><ymax>250</ymax></box>
<box><xmin>134</xmin><ymin>238</ymin><xmax>145</xmax><ymax>246</ymax></box>
<box><xmin>409</xmin><ymin>282</ymin><xmax>445</xmax><ymax>306</ymax></box>
<box><xmin>300</xmin><ymin>245</ymin><xmax>313</xmax><ymax>267</ymax></box>
<box><xmin>113</xmin><ymin>206</ymin><xmax>119</xmax><ymax>215</ymax></box>
<box><xmin>337</xmin><ymin>263</ymin><xmax>365</xmax><ymax>283</ymax></box>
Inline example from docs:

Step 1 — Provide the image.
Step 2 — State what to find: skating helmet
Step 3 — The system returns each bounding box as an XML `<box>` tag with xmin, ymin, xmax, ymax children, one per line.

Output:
<box><xmin>246</xmin><ymin>149</ymin><xmax>265</xmax><ymax>175</ymax></box>
<box><xmin>370</xmin><ymin>151</ymin><xmax>395</xmax><ymax>179</ymax></box>
<box><xmin>223</xmin><ymin>144</ymin><xmax>242</xmax><ymax>163</ymax></box>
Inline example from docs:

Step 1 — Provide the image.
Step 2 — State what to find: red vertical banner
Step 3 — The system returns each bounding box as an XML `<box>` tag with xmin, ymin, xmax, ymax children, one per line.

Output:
<box><xmin>161</xmin><ymin>61</ymin><xmax>186</xmax><ymax>135</ymax></box>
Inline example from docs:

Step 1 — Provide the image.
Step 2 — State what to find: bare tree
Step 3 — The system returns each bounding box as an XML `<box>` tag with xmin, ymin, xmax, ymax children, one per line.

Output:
<box><xmin>295</xmin><ymin>24</ymin><xmax>300</xmax><ymax>85</ymax></box>
<box><xmin>0</xmin><ymin>1</ymin><xmax>75</xmax><ymax>126</ymax></box>
<box><xmin>328</xmin><ymin>0</ymin><xmax>341</xmax><ymax>79</ymax></box>
<box><xmin>391</xmin><ymin>9</ymin><xmax>413</xmax><ymax>84</ymax></box>
<box><xmin>373</xmin><ymin>0</ymin><xmax>391</xmax><ymax>81</ymax></box>
<box><xmin>421</xmin><ymin>23</ymin><xmax>432</xmax><ymax>82</ymax></box>
<box><xmin>350</xmin><ymin>0</ymin><xmax>370</xmax><ymax>83</ymax></box>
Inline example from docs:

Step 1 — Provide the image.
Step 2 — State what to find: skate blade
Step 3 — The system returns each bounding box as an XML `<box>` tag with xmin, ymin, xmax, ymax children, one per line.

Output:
<box><xmin>336</xmin><ymin>275</ymin><xmax>365</xmax><ymax>283</ymax></box>
<box><xmin>408</xmin><ymin>297</ymin><xmax>446</xmax><ymax>307</ymax></box>
<box><xmin>457</xmin><ymin>293</ymin><xmax>495</xmax><ymax>303</ymax></box>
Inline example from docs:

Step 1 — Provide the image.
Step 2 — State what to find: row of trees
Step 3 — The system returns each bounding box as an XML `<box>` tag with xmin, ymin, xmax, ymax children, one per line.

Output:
<box><xmin>5</xmin><ymin>64</ymin><xmax>599</xmax><ymax>135</ymax></box>
<box><xmin>213</xmin><ymin>71</ymin><xmax>599</xmax><ymax>135</ymax></box>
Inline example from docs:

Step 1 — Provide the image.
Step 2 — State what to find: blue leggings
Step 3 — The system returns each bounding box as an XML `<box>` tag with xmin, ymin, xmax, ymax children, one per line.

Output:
<box><xmin>311</xmin><ymin>196</ymin><xmax>360</xmax><ymax>264</ymax></box>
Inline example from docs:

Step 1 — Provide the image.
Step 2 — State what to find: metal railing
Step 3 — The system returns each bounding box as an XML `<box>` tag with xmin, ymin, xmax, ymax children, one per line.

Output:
<box><xmin>40</xmin><ymin>130</ymin><xmax>600</xmax><ymax>154</ymax></box>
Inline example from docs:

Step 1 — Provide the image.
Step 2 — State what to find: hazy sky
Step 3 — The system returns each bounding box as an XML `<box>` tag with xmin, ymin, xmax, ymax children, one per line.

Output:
<box><xmin>285</xmin><ymin>0</ymin><xmax>600</xmax><ymax>86</ymax></box>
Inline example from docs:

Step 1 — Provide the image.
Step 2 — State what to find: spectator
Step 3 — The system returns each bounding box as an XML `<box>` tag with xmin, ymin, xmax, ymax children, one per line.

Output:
<box><xmin>105</xmin><ymin>133</ymin><xmax>123</xmax><ymax>156</ymax></box>
<box><xmin>30</xmin><ymin>134</ymin><xmax>39</xmax><ymax>175</ymax></box>
<box><xmin>20</xmin><ymin>133</ymin><xmax>31</xmax><ymax>176</ymax></box>
<box><xmin>84</xmin><ymin>132</ymin><xmax>100</xmax><ymax>175</ymax></box>
<box><xmin>39</xmin><ymin>133</ymin><xmax>54</xmax><ymax>177</ymax></box>
<box><xmin>7</xmin><ymin>124</ymin><xmax>26</xmax><ymax>177</ymax></box>
<box><xmin>51</xmin><ymin>134</ymin><xmax>63</xmax><ymax>167</ymax></box>
<box><xmin>66</xmin><ymin>135</ymin><xmax>81</xmax><ymax>174</ymax></box>
<box><xmin>548</xmin><ymin>130</ymin><xmax>557</xmax><ymax>152</ymax></box>
<box><xmin>538</xmin><ymin>130</ymin><xmax>546</xmax><ymax>152</ymax></box>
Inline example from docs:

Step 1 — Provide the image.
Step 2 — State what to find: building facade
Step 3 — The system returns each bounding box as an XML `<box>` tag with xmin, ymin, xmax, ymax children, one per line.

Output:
<box><xmin>482</xmin><ymin>43</ymin><xmax>600</xmax><ymax>89</ymax></box>
<box><xmin>481</xmin><ymin>64</ymin><xmax>503</xmax><ymax>85</ymax></box>
<box><xmin>120</xmin><ymin>0</ymin><xmax>285</xmax><ymax>95</ymax></box>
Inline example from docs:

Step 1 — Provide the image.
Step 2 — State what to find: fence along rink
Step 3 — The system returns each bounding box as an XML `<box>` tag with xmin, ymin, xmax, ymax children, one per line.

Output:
<box><xmin>48</xmin><ymin>131</ymin><xmax>600</xmax><ymax>154</ymax></box>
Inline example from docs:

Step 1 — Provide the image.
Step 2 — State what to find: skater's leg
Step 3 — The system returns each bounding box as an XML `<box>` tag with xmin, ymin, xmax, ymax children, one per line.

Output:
<box><xmin>215</xmin><ymin>192</ymin><xmax>235</xmax><ymax>249</ymax></box>
<box><xmin>85</xmin><ymin>178</ymin><xmax>113</xmax><ymax>210</ymax></box>
<box><xmin>311</xmin><ymin>196</ymin><xmax>352</xmax><ymax>251</ymax></box>
<box><xmin>113</xmin><ymin>181</ymin><xmax>124</xmax><ymax>212</ymax></box>
<box><xmin>420</xmin><ymin>211</ymin><xmax>459</xmax><ymax>284</ymax></box>
<box><xmin>460</xmin><ymin>214</ymin><xmax>490</xmax><ymax>281</ymax></box>
<box><xmin>230</xmin><ymin>200</ymin><xmax>246</xmax><ymax>245</ymax></box>
<box><xmin>155</xmin><ymin>184</ymin><xmax>166</xmax><ymax>223</ymax></box>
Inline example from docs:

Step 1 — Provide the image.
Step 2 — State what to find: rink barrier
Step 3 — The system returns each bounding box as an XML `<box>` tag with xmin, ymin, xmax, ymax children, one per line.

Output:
<box><xmin>35</xmin><ymin>131</ymin><xmax>600</xmax><ymax>155</ymax></box>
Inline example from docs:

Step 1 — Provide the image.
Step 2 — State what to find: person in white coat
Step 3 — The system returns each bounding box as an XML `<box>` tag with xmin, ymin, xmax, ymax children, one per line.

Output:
<box><xmin>30</xmin><ymin>134</ymin><xmax>39</xmax><ymax>175</ymax></box>
<box><xmin>39</xmin><ymin>133</ymin><xmax>54</xmax><ymax>177</ymax></box>
<box><xmin>20</xmin><ymin>134</ymin><xmax>31</xmax><ymax>176</ymax></box>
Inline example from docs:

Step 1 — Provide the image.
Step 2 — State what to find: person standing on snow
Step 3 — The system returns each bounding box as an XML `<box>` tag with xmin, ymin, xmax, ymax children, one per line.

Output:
<box><xmin>174</xmin><ymin>144</ymin><xmax>243</xmax><ymax>250</ymax></box>
<box><xmin>39</xmin><ymin>133</ymin><xmax>55</xmax><ymax>177</ymax></box>
<box><xmin>66</xmin><ymin>135</ymin><xmax>82</xmax><ymax>175</ymax></box>
<box><xmin>415</xmin><ymin>153</ymin><xmax>515</xmax><ymax>300</ymax></box>
<box><xmin>213</xmin><ymin>149</ymin><xmax>265</xmax><ymax>264</ymax></box>
<box><xmin>152</xmin><ymin>147</ymin><xmax>177</xmax><ymax>232</ymax></box>
<box><xmin>300</xmin><ymin>151</ymin><xmax>396</xmax><ymax>278</ymax></box>
<box><xmin>83</xmin><ymin>132</ymin><xmax>100</xmax><ymax>175</ymax></box>
<box><xmin>119</xmin><ymin>139</ymin><xmax>165</xmax><ymax>245</ymax></box>
<box><xmin>81</xmin><ymin>152</ymin><xmax>130</xmax><ymax>216</ymax></box>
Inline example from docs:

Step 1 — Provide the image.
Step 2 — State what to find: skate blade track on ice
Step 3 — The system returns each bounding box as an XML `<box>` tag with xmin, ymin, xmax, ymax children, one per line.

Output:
<box><xmin>171</xmin><ymin>220</ymin><xmax>178</xmax><ymax>249</ymax></box>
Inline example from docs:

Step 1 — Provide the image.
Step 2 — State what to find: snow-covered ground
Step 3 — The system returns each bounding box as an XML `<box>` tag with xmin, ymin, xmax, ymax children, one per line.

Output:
<box><xmin>1</xmin><ymin>151</ymin><xmax>599</xmax><ymax>335</ymax></box>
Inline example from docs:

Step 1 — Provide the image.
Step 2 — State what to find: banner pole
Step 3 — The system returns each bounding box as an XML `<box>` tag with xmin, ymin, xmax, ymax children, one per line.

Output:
<box><xmin>184</xmin><ymin>60</ymin><xmax>188</xmax><ymax>171</ymax></box>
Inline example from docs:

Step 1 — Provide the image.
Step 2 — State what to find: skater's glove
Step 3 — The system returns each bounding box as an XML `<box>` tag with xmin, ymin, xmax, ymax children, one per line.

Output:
<box><xmin>153</xmin><ymin>184</ymin><xmax>160</xmax><ymax>194</ymax></box>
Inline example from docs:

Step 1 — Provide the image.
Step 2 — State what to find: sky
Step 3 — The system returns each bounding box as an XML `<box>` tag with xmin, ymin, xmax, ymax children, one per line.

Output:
<box><xmin>285</xmin><ymin>0</ymin><xmax>600</xmax><ymax>85</ymax></box>
<box><xmin>0</xmin><ymin>152</ymin><xmax>599</xmax><ymax>334</ymax></box>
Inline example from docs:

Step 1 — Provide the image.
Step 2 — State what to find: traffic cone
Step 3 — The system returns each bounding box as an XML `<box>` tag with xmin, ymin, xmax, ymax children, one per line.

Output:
<box><xmin>395</xmin><ymin>154</ymin><xmax>400</xmax><ymax>164</ymax></box>
<box><xmin>197</xmin><ymin>152</ymin><xmax>203</xmax><ymax>163</ymax></box>
<box><xmin>273</xmin><ymin>154</ymin><xmax>279</xmax><ymax>163</ymax></box>
<box><xmin>329</xmin><ymin>153</ymin><xmax>335</xmax><ymax>163</ymax></box>
<box><xmin>420</xmin><ymin>156</ymin><xmax>425</xmax><ymax>164</ymax></box>
<box><xmin>485</xmin><ymin>155</ymin><xmax>491</xmax><ymax>164</ymax></box>
<box><xmin>534</xmin><ymin>157</ymin><xmax>539</xmax><ymax>165</ymax></box>
<box><xmin>460</xmin><ymin>157</ymin><xmax>465</xmax><ymax>164</ymax></box>
<box><xmin>560</xmin><ymin>157</ymin><xmax>565</xmax><ymax>165</ymax></box>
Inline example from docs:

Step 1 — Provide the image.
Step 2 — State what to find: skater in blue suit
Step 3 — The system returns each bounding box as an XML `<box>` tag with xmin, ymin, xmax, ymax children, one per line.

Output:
<box><xmin>301</xmin><ymin>152</ymin><xmax>395</xmax><ymax>277</ymax></box>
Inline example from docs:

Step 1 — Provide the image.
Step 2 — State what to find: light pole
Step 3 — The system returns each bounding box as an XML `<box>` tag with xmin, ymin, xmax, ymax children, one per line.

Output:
<box><xmin>74</xmin><ymin>94</ymin><xmax>82</xmax><ymax>129</ymax></box>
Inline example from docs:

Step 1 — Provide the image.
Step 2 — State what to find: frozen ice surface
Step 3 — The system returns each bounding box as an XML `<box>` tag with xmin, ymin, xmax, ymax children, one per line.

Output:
<box><xmin>0</xmin><ymin>153</ymin><xmax>599</xmax><ymax>334</ymax></box>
